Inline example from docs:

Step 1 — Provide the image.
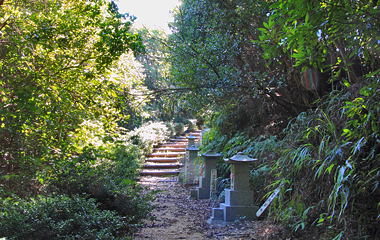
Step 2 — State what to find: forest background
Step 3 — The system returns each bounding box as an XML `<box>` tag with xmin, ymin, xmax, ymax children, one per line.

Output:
<box><xmin>1</xmin><ymin>0</ymin><xmax>380</xmax><ymax>239</ymax></box>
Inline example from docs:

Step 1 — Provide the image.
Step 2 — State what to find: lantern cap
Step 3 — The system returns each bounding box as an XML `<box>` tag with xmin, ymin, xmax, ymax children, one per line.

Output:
<box><xmin>186</xmin><ymin>145</ymin><xmax>199</xmax><ymax>151</ymax></box>
<box><xmin>226</xmin><ymin>152</ymin><xmax>257</xmax><ymax>163</ymax></box>
<box><xmin>186</xmin><ymin>134</ymin><xmax>197</xmax><ymax>139</ymax></box>
<box><xmin>201</xmin><ymin>150</ymin><xmax>221</xmax><ymax>158</ymax></box>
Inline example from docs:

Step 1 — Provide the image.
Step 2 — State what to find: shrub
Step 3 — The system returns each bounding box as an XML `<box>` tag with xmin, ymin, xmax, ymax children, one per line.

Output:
<box><xmin>165</xmin><ymin>122</ymin><xmax>176</xmax><ymax>136</ymax></box>
<box><xmin>44</xmin><ymin>145</ymin><xmax>155</xmax><ymax>231</ymax></box>
<box><xmin>125</xmin><ymin>121</ymin><xmax>172</xmax><ymax>152</ymax></box>
<box><xmin>0</xmin><ymin>195</ymin><xmax>131</xmax><ymax>239</ymax></box>
<box><xmin>183</xmin><ymin>119</ymin><xmax>192</xmax><ymax>125</ymax></box>
<box><xmin>186</xmin><ymin>122</ymin><xmax>197</xmax><ymax>132</ymax></box>
<box><xmin>174</xmin><ymin>123</ymin><xmax>185</xmax><ymax>136</ymax></box>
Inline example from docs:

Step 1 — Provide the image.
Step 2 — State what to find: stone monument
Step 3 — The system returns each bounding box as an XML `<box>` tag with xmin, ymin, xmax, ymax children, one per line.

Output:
<box><xmin>190</xmin><ymin>150</ymin><xmax>221</xmax><ymax>199</ymax></box>
<box><xmin>183</xmin><ymin>145</ymin><xmax>200</xmax><ymax>184</ymax></box>
<box><xmin>208</xmin><ymin>152</ymin><xmax>259</xmax><ymax>223</ymax></box>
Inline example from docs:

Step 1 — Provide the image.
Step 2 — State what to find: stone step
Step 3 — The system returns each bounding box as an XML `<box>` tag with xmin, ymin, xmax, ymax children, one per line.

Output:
<box><xmin>169</xmin><ymin>139</ymin><xmax>188</xmax><ymax>142</ymax></box>
<box><xmin>188</xmin><ymin>132</ymin><xmax>201</xmax><ymax>136</ymax></box>
<box><xmin>139</xmin><ymin>131</ymin><xmax>202</xmax><ymax>178</ymax></box>
<box><xmin>143</xmin><ymin>163</ymin><xmax>184</xmax><ymax>169</ymax></box>
<box><xmin>188</xmin><ymin>130</ymin><xmax>201</xmax><ymax>133</ymax></box>
<box><xmin>153</xmin><ymin>148</ymin><xmax>186</xmax><ymax>152</ymax></box>
<box><xmin>139</xmin><ymin>170</ymin><xmax>181</xmax><ymax>176</ymax></box>
<box><xmin>139</xmin><ymin>176</ymin><xmax>178</xmax><ymax>183</ymax></box>
<box><xmin>145</xmin><ymin>152</ymin><xmax>185</xmax><ymax>158</ymax></box>
<box><xmin>146</xmin><ymin>158</ymin><xmax>180</xmax><ymax>163</ymax></box>
<box><xmin>168</xmin><ymin>136</ymin><xmax>199</xmax><ymax>140</ymax></box>
<box><xmin>176</xmin><ymin>136</ymin><xmax>187</xmax><ymax>139</ymax></box>
<box><xmin>158</xmin><ymin>143</ymin><xmax>187</xmax><ymax>148</ymax></box>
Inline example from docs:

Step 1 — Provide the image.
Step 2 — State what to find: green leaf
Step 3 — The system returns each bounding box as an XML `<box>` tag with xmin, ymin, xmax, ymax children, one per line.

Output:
<box><xmin>325</xmin><ymin>164</ymin><xmax>335</xmax><ymax>174</ymax></box>
<box><xmin>258</xmin><ymin>28</ymin><xmax>268</xmax><ymax>33</ymax></box>
<box><xmin>360</xmin><ymin>86</ymin><xmax>372</xmax><ymax>97</ymax></box>
<box><xmin>366</xmin><ymin>68</ymin><xmax>380</xmax><ymax>78</ymax></box>
<box><xmin>342</xmin><ymin>128</ymin><xmax>351</xmax><ymax>136</ymax></box>
<box><xmin>305</xmin><ymin>13</ymin><xmax>309</xmax><ymax>24</ymax></box>
<box><xmin>263</xmin><ymin>22</ymin><xmax>269</xmax><ymax>29</ymax></box>
<box><xmin>349</xmin><ymin>48</ymin><xmax>359</xmax><ymax>58</ymax></box>
<box><xmin>342</xmin><ymin>78</ymin><xmax>350</xmax><ymax>88</ymax></box>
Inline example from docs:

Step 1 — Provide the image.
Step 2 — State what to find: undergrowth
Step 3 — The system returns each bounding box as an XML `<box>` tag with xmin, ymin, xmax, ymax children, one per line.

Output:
<box><xmin>0</xmin><ymin>121</ymin><xmax>169</xmax><ymax>239</ymax></box>
<box><xmin>202</xmin><ymin>78</ymin><xmax>380</xmax><ymax>239</ymax></box>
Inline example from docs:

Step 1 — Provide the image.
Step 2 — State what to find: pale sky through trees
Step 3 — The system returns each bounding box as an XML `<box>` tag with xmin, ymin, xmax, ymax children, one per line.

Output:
<box><xmin>115</xmin><ymin>0</ymin><xmax>180</xmax><ymax>33</ymax></box>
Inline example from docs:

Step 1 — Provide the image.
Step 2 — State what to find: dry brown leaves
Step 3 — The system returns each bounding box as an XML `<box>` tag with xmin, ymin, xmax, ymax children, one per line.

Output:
<box><xmin>134</xmin><ymin>177</ymin><xmax>284</xmax><ymax>240</ymax></box>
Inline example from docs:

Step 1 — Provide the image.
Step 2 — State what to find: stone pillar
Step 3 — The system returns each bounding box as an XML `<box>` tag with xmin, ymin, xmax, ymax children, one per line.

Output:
<box><xmin>208</xmin><ymin>152</ymin><xmax>259</xmax><ymax>223</ymax></box>
<box><xmin>191</xmin><ymin>150</ymin><xmax>221</xmax><ymax>199</ymax></box>
<box><xmin>186</xmin><ymin>134</ymin><xmax>197</xmax><ymax>148</ymax></box>
<box><xmin>183</xmin><ymin>145</ymin><xmax>200</xmax><ymax>185</ymax></box>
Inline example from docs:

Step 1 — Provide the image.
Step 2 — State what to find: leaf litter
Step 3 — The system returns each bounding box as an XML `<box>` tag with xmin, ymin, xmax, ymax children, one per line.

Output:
<box><xmin>134</xmin><ymin>177</ymin><xmax>284</xmax><ymax>240</ymax></box>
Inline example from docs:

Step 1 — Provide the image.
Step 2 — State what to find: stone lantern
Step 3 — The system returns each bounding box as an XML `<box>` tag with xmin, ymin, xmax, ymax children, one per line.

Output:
<box><xmin>208</xmin><ymin>152</ymin><xmax>259</xmax><ymax>223</ymax></box>
<box><xmin>186</xmin><ymin>134</ymin><xmax>197</xmax><ymax>148</ymax></box>
<box><xmin>183</xmin><ymin>145</ymin><xmax>200</xmax><ymax>184</ymax></box>
<box><xmin>191</xmin><ymin>150</ymin><xmax>221</xmax><ymax>199</ymax></box>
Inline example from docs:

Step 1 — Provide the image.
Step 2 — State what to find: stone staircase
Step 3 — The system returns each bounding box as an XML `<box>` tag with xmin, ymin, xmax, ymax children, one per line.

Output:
<box><xmin>139</xmin><ymin>130</ymin><xmax>201</xmax><ymax>181</ymax></box>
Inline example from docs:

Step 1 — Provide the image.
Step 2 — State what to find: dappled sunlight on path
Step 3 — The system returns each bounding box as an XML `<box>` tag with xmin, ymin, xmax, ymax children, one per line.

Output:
<box><xmin>134</xmin><ymin>179</ymin><xmax>284</xmax><ymax>240</ymax></box>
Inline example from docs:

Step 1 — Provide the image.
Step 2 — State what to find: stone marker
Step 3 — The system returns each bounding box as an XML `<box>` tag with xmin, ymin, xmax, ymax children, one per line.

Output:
<box><xmin>256</xmin><ymin>186</ymin><xmax>281</xmax><ymax>217</ymax></box>
<box><xmin>190</xmin><ymin>150</ymin><xmax>221</xmax><ymax>199</ymax></box>
<box><xmin>208</xmin><ymin>152</ymin><xmax>259</xmax><ymax>223</ymax></box>
<box><xmin>210</xmin><ymin>169</ymin><xmax>217</xmax><ymax>198</ymax></box>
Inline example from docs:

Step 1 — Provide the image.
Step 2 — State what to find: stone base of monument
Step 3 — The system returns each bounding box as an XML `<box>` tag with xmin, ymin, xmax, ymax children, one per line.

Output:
<box><xmin>208</xmin><ymin>205</ymin><xmax>259</xmax><ymax>224</ymax></box>
<box><xmin>197</xmin><ymin>186</ymin><xmax>209</xmax><ymax>199</ymax></box>
<box><xmin>189</xmin><ymin>186</ymin><xmax>209</xmax><ymax>199</ymax></box>
<box><xmin>208</xmin><ymin>189</ymin><xmax>259</xmax><ymax>223</ymax></box>
<box><xmin>190</xmin><ymin>175</ymin><xmax>211</xmax><ymax>199</ymax></box>
<box><xmin>207</xmin><ymin>208</ymin><xmax>224</xmax><ymax>224</ymax></box>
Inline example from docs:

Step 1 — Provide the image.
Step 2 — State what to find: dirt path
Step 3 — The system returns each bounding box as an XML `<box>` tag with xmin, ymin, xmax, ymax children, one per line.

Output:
<box><xmin>134</xmin><ymin>177</ymin><xmax>284</xmax><ymax>240</ymax></box>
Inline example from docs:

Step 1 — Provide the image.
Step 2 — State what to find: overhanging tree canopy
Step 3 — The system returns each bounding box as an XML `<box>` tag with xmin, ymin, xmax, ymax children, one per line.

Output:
<box><xmin>167</xmin><ymin>0</ymin><xmax>379</xmax><ymax>135</ymax></box>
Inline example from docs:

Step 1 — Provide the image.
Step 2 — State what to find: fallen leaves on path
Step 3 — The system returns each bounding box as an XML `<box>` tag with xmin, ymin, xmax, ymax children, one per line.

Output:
<box><xmin>134</xmin><ymin>178</ymin><xmax>284</xmax><ymax>240</ymax></box>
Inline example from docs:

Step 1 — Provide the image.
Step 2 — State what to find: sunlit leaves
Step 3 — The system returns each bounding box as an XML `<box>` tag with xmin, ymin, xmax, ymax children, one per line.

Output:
<box><xmin>259</xmin><ymin>0</ymin><xmax>380</xmax><ymax>82</ymax></box>
<box><xmin>0</xmin><ymin>0</ymin><xmax>145</xmax><ymax>176</ymax></box>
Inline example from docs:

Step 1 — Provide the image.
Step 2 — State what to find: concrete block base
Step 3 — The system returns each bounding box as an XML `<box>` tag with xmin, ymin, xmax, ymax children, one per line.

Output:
<box><xmin>207</xmin><ymin>203</ymin><xmax>259</xmax><ymax>224</ymax></box>
<box><xmin>225</xmin><ymin>189</ymin><xmax>254</xmax><ymax>206</ymax></box>
<box><xmin>189</xmin><ymin>187</ymin><xmax>210</xmax><ymax>199</ymax></box>
<box><xmin>208</xmin><ymin>204</ymin><xmax>259</xmax><ymax>223</ymax></box>
<box><xmin>220</xmin><ymin>203</ymin><xmax>259</xmax><ymax>222</ymax></box>
<box><xmin>207</xmin><ymin>208</ymin><xmax>224</xmax><ymax>224</ymax></box>
<box><xmin>196</xmin><ymin>186</ymin><xmax>210</xmax><ymax>199</ymax></box>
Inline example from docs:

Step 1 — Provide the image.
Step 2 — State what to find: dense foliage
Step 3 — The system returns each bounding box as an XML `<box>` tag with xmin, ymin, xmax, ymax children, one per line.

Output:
<box><xmin>135</xmin><ymin>28</ymin><xmax>196</xmax><ymax>123</ymax></box>
<box><xmin>0</xmin><ymin>0</ymin><xmax>160</xmax><ymax>238</ymax></box>
<box><xmin>169</xmin><ymin>0</ymin><xmax>379</xmax><ymax>136</ymax></box>
<box><xmin>169</xmin><ymin>0</ymin><xmax>302</xmax><ymax>136</ymax></box>
<box><xmin>2</xmin><ymin>0</ymin><xmax>380</xmax><ymax>238</ymax></box>
<box><xmin>0</xmin><ymin>0</ymin><xmax>145</xmax><ymax>194</ymax></box>
<box><xmin>171</xmin><ymin>0</ymin><xmax>380</xmax><ymax>238</ymax></box>
<box><xmin>201</xmin><ymin>79</ymin><xmax>380</xmax><ymax>239</ymax></box>
<box><xmin>1</xmin><ymin>195</ymin><xmax>133</xmax><ymax>239</ymax></box>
